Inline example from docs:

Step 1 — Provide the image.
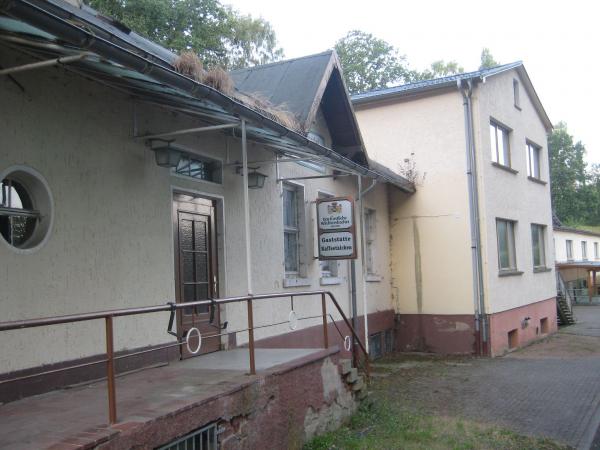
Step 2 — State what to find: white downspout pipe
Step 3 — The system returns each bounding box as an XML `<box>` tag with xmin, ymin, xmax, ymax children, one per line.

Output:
<box><xmin>358</xmin><ymin>176</ymin><xmax>370</xmax><ymax>353</ymax></box>
<box><xmin>459</xmin><ymin>79</ymin><xmax>487</xmax><ymax>355</ymax></box>
<box><xmin>241</xmin><ymin>119</ymin><xmax>253</xmax><ymax>295</ymax></box>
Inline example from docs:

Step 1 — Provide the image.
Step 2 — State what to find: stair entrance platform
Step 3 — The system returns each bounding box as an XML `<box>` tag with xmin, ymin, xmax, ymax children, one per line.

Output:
<box><xmin>0</xmin><ymin>346</ymin><xmax>362</xmax><ymax>450</ymax></box>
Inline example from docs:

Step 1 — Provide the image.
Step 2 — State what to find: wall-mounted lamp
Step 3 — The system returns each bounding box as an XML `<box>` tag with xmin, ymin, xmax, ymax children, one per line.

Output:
<box><xmin>236</xmin><ymin>166</ymin><xmax>267</xmax><ymax>189</ymax></box>
<box><xmin>151</xmin><ymin>142</ymin><xmax>182</xmax><ymax>168</ymax></box>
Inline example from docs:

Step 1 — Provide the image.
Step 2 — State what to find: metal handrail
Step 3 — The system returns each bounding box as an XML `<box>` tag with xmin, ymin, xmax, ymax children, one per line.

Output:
<box><xmin>0</xmin><ymin>290</ymin><xmax>370</xmax><ymax>424</ymax></box>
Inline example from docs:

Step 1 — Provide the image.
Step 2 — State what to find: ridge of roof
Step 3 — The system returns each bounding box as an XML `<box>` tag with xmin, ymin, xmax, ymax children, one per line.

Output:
<box><xmin>230</xmin><ymin>50</ymin><xmax>334</xmax><ymax>74</ymax></box>
<box><xmin>352</xmin><ymin>61</ymin><xmax>523</xmax><ymax>102</ymax></box>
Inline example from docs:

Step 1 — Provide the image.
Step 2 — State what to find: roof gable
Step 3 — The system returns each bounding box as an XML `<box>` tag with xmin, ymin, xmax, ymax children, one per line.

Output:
<box><xmin>231</xmin><ymin>51</ymin><xmax>368</xmax><ymax>165</ymax></box>
<box><xmin>230</xmin><ymin>51</ymin><xmax>332</xmax><ymax>129</ymax></box>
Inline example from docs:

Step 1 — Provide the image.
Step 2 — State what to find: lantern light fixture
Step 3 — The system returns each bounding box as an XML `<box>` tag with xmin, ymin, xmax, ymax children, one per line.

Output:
<box><xmin>236</xmin><ymin>166</ymin><xmax>267</xmax><ymax>189</ymax></box>
<box><xmin>151</xmin><ymin>141</ymin><xmax>182</xmax><ymax>168</ymax></box>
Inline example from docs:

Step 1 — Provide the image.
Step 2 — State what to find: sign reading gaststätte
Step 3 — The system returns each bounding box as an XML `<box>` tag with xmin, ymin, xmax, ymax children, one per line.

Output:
<box><xmin>316</xmin><ymin>197</ymin><xmax>357</xmax><ymax>260</ymax></box>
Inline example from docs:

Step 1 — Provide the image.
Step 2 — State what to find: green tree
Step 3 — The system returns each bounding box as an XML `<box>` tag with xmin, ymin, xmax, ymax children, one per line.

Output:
<box><xmin>223</xmin><ymin>10</ymin><xmax>284</xmax><ymax>68</ymax></box>
<box><xmin>479</xmin><ymin>48</ymin><xmax>499</xmax><ymax>69</ymax></box>
<box><xmin>334</xmin><ymin>30</ymin><xmax>411</xmax><ymax>94</ymax></box>
<box><xmin>549</xmin><ymin>122</ymin><xmax>589</xmax><ymax>224</ymax></box>
<box><xmin>87</xmin><ymin>0</ymin><xmax>283</xmax><ymax>68</ymax></box>
<box><xmin>409</xmin><ymin>60</ymin><xmax>464</xmax><ymax>81</ymax></box>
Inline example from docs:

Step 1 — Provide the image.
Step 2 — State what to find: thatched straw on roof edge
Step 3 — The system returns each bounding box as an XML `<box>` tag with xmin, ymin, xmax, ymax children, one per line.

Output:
<box><xmin>172</xmin><ymin>53</ymin><xmax>304</xmax><ymax>134</ymax></box>
<box><xmin>173</xmin><ymin>52</ymin><xmax>204</xmax><ymax>82</ymax></box>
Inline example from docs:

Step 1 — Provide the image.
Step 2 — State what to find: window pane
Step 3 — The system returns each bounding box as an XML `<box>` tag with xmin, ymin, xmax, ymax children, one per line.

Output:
<box><xmin>490</xmin><ymin>124</ymin><xmax>498</xmax><ymax>162</ymax></box>
<box><xmin>507</xmin><ymin>221</ymin><xmax>516</xmax><ymax>268</ymax></box>
<box><xmin>566</xmin><ymin>240</ymin><xmax>573</xmax><ymax>259</ymax></box>
<box><xmin>500</xmin><ymin>128</ymin><xmax>510</xmax><ymax>166</ymax></box>
<box><xmin>497</xmin><ymin>220</ymin><xmax>509</xmax><ymax>269</ymax></box>
<box><xmin>284</xmin><ymin>231</ymin><xmax>298</xmax><ymax>272</ymax></box>
<box><xmin>320</xmin><ymin>259</ymin><xmax>331</xmax><ymax>276</ymax></box>
<box><xmin>526</xmin><ymin>145</ymin><xmax>532</xmax><ymax>176</ymax></box>
<box><xmin>531</xmin><ymin>225</ymin><xmax>545</xmax><ymax>267</ymax></box>
<box><xmin>283</xmin><ymin>188</ymin><xmax>297</xmax><ymax>228</ymax></box>
<box><xmin>531</xmin><ymin>226</ymin><xmax>540</xmax><ymax>267</ymax></box>
<box><xmin>532</xmin><ymin>147</ymin><xmax>540</xmax><ymax>178</ymax></box>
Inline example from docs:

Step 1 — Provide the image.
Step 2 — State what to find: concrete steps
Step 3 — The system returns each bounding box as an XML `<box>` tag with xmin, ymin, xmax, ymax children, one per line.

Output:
<box><xmin>339</xmin><ymin>358</ymin><xmax>367</xmax><ymax>401</ymax></box>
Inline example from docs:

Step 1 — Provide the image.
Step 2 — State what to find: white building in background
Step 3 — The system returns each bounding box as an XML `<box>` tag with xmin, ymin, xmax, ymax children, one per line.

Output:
<box><xmin>554</xmin><ymin>224</ymin><xmax>600</xmax><ymax>304</ymax></box>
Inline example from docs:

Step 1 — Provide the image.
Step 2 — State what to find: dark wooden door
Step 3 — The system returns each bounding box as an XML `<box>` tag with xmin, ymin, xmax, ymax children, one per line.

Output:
<box><xmin>173</xmin><ymin>194</ymin><xmax>220</xmax><ymax>357</ymax></box>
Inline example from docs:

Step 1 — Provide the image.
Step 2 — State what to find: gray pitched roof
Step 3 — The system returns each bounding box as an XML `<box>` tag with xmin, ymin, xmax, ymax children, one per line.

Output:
<box><xmin>352</xmin><ymin>61</ymin><xmax>552</xmax><ymax>131</ymax></box>
<box><xmin>352</xmin><ymin>62</ymin><xmax>523</xmax><ymax>102</ymax></box>
<box><xmin>232</xmin><ymin>50</ymin><xmax>371</xmax><ymax>166</ymax></box>
<box><xmin>230</xmin><ymin>51</ymin><xmax>334</xmax><ymax>129</ymax></box>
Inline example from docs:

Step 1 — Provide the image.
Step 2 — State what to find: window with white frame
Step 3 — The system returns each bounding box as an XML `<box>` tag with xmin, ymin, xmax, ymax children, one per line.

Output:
<box><xmin>526</xmin><ymin>142</ymin><xmax>542</xmax><ymax>180</ymax></box>
<box><xmin>496</xmin><ymin>219</ymin><xmax>517</xmax><ymax>271</ymax></box>
<box><xmin>490</xmin><ymin>121</ymin><xmax>511</xmax><ymax>167</ymax></box>
<box><xmin>531</xmin><ymin>224</ymin><xmax>546</xmax><ymax>269</ymax></box>
<box><xmin>317</xmin><ymin>192</ymin><xmax>338</xmax><ymax>279</ymax></box>
<box><xmin>566</xmin><ymin>240</ymin><xmax>573</xmax><ymax>260</ymax></box>
<box><xmin>595</xmin><ymin>242</ymin><xmax>599</xmax><ymax>259</ymax></box>
<box><xmin>364</xmin><ymin>208</ymin><xmax>376</xmax><ymax>275</ymax></box>
<box><xmin>283</xmin><ymin>183</ymin><xmax>304</xmax><ymax>276</ymax></box>
<box><xmin>582</xmin><ymin>241</ymin><xmax>588</xmax><ymax>260</ymax></box>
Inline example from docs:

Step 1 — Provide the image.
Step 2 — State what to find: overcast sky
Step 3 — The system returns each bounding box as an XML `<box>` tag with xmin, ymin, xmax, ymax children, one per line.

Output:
<box><xmin>227</xmin><ymin>0</ymin><xmax>599</xmax><ymax>164</ymax></box>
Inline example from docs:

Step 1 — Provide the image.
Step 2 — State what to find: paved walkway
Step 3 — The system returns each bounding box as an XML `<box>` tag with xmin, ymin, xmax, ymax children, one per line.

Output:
<box><xmin>373</xmin><ymin>305</ymin><xmax>600</xmax><ymax>450</ymax></box>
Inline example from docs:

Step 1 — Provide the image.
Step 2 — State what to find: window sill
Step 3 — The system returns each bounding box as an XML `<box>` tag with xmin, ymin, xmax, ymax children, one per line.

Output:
<box><xmin>283</xmin><ymin>277</ymin><xmax>311</xmax><ymax>288</ymax></box>
<box><xmin>492</xmin><ymin>162</ymin><xmax>518</xmax><ymax>174</ymax></box>
<box><xmin>366</xmin><ymin>274</ymin><xmax>382</xmax><ymax>282</ymax></box>
<box><xmin>320</xmin><ymin>276</ymin><xmax>342</xmax><ymax>286</ymax></box>
<box><xmin>498</xmin><ymin>270</ymin><xmax>524</xmax><ymax>277</ymax></box>
<box><xmin>528</xmin><ymin>176</ymin><xmax>547</xmax><ymax>185</ymax></box>
<box><xmin>533</xmin><ymin>267</ymin><xmax>552</xmax><ymax>273</ymax></box>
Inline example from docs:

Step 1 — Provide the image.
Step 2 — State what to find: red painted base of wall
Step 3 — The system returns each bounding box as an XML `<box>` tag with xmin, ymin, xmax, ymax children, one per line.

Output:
<box><xmin>393</xmin><ymin>298</ymin><xmax>558</xmax><ymax>356</ymax></box>
<box><xmin>251</xmin><ymin>309</ymin><xmax>396</xmax><ymax>358</ymax></box>
<box><xmin>488</xmin><ymin>297</ymin><xmax>558</xmax><ymax>356</ymax></box>
<box><xmin>394</xmin><ymin>314</ymin><xmax>477</xmax><ymax>354</ymax></box>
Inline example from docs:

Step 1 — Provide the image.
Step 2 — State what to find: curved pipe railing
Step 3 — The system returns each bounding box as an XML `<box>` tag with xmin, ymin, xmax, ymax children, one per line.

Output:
<box><xmin>0</xmin><ymin>290</ymin><xmax>370</xmax><ymax>424</ymax></box>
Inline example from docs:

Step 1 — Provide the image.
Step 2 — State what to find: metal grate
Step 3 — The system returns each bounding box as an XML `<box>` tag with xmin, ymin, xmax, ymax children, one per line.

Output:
<box><xmin>369</xmin><ymin>332</ymin><xmax>383</xmax><ymax>359</ymax></box>
<box><xmin>156</xmin><ymin>422</ymin><xmax>218</xmax><ymax>450</ymax></box>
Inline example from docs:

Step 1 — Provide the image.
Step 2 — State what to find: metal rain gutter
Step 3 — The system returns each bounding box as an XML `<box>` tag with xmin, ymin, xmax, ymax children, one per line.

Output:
<box><xmin>0</xmin><ymin>0</ymin><xmax>414</xmax><ymax>193</ymax></box>
<box><xmin>459</xmin><ymin>79</ymin><xmax>487</xmax><ymax>356</ymax></box>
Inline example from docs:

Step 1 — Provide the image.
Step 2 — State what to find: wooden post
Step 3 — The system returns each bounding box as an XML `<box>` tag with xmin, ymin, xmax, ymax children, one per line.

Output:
<box><xmin>247</xmin><ymin>299</ymin><xmax>256</xmax><ymax>375</ymax></box>
<box><xmin>105</xmin><ymin>316</ymin><xmax>117</xmax><ymax>424</ymax></box>
<box><xmin>321</xmin><ymin>293</ymin><xmax>328</xmax><ymax>349</ymax></box>
<box><xmin>589</xmin><ymin>270</ymin><xmax>594</xmax><ymax>304</ymax></box>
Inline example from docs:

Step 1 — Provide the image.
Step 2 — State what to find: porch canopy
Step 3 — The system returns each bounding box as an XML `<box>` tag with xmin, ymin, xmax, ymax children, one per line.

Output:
<box><xmin>0</xmin><ymin>0</ymin><xmax>414</xmax><ymax>193</ymax></box>
<box><xmin>556</xmin><ymin>261</ymin><xmax>600</xmax><ymax>303</ymax></box>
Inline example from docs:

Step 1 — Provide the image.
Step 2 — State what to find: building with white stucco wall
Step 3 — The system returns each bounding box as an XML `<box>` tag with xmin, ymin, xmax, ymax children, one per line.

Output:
<box><xmin>0</xmin><ymin>1</ymin><xmax>413</xmax><ymax>414</ymax></box>
<box><xmin>353</xmin><ymin>62</ymin><xmax>557</xmax><ymax>356</ymax></box>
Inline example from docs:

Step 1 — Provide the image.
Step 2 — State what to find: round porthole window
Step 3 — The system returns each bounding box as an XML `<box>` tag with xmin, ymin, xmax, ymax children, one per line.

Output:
<box><xmin>0</xmin><ymin>166</ymin><xmax>53</xmax><ymax>252</ymax></box>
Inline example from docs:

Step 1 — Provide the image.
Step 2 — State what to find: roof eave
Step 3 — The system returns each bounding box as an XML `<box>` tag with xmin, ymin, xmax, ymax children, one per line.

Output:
<box><xmin>0</xmin><ymin>0</ymin><xmax>415</xmax><ymax>193</ymax></box>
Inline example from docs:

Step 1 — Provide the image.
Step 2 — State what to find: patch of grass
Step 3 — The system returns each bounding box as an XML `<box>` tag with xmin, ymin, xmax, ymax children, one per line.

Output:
<box><xmin>304</xmin><ymin>400</ymin><xmax>568</xmax><ymax>450</ymax></box>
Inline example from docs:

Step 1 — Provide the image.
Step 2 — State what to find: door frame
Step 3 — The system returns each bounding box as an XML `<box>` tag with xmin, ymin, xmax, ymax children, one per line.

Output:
<box><xmin>171</xmin><ymin>187</ymin><xmax>226</xmax><ymax>355</ymax></box>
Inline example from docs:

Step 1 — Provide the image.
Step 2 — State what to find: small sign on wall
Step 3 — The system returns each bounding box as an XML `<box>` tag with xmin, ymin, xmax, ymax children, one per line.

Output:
<box><xmin>316</xmin><ymin>197</ymin><xmax>357</xmax><ymax>260</ymax></box>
